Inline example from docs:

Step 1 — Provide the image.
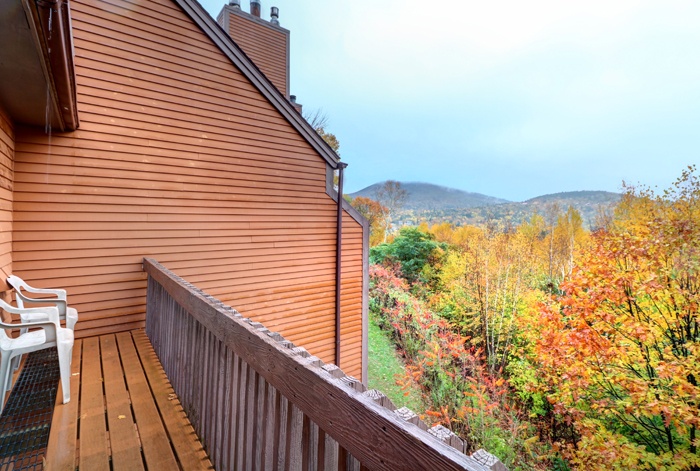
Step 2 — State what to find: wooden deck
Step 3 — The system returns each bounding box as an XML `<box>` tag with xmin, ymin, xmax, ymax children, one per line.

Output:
<box><xmin>46</xmin><ymin>330</ymin><xmax>213</xmax><ymax>471</ymax></box>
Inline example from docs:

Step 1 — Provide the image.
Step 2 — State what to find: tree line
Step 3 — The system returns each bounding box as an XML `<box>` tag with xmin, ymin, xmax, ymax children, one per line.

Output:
<box><xmin>356</xmin><ymin>168</ymin><xmax>700</xmax><ymax>471</ymax></box>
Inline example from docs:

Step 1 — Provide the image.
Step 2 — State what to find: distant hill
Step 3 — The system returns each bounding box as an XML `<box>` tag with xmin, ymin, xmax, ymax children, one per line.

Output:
<box><xmin>525</xmin><ymin>191</ymin><xmax>621</xmax><ymax>205</ymax></box>
<box><xmin>498</xmin><ymin>191</ymin><xmax>622</xmax><ymax>228</ymax></box>
<box><xmin>348</xmin><ymin>182</ymin><xmax>510</xmax><ymax>211</ymax></box>
<box><xmin>348</xmin><ymin>182</ymin><xmax>621</xmax><ymax>230</ymax></box>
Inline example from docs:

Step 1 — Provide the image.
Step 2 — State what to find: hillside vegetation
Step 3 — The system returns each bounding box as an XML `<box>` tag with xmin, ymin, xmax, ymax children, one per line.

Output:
<box><xmin>365</xmin><ymin>168</ymin><xmax>700</xmax><ymax>471</ymax></box>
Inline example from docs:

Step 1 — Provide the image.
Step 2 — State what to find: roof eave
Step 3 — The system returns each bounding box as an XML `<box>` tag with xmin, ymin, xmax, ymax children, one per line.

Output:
<box><xmin>16</xmin><ymin>0</ymin><xmax>80</xmax><ymax>132</ymax></box>
<box><xmin>32</xmin><ymin>0</ymin><xmax>80</xmax><ymax>132</ymax></box>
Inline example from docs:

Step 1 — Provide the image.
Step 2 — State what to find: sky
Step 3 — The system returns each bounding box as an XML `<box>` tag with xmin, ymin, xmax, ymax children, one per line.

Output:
<box><xmin>200</xmin><ymin>0</ymin><xmax>700</xmax><ymax>201</ymax></box>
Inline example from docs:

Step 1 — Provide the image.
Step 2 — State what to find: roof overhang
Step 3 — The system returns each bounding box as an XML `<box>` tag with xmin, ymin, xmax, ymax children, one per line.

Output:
<box><xmin>0</xmin><ymin>0</ymin><xmax>79</xmax><ymax>131</ymax></box>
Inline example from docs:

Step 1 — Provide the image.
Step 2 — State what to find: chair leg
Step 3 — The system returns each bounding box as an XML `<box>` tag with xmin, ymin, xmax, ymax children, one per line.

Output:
<box><xmin>0</xmin><ymin>354</ymin><xmax>12</xmax><ymax>415</ymax></box>
<box><xmin>14</xmin><ymin>332</ymin><xmax>27</xmax><ymax>371</ymax></box>
<box><xmin>57</xmin><ymin>345</ymin><xmax>71</xmax><ymax>404</ymax></box>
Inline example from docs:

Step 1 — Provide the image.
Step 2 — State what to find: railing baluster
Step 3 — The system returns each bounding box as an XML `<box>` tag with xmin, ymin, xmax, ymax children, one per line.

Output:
<box><xmin>230</xmin><ymin>352</ymin><xmax>241</xmax><ymax>469</ymax></box>
<box><xmin>245</xmin><ymin>364</ymin><xmax>257</xmax><ymax>471</ymax></box>
<box><xmin>215</xmin><ymin>338</ymin><xmax>226</xmax><ymax>468</ymax></box>
<box><xmin>235</xmin><ymin>358</ymin><xmax>248</xmax><ymax>470</ymax></box>
<box><xmin>287</xmin><ymin>403</ymin><xmax>304</xmax><ymax>470</ymax></box>
<box><xmin>262</xmin><ymin>382</ymin><xmax>279</xmax><ymax>469</ymax></box>
<box><xmin>255</xmin><ymin>373</ymin><xmax>266</xmax><ymax>470</ymax></box>
<box><xmin>276</xmin><ymin>392</ymin><xmax>289</xmax><ymax>469</ymax></box>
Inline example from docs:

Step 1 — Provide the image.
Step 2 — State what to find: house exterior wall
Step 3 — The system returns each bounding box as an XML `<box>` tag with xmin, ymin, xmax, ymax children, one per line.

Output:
<box><xmin>339</xmin><ymin>210</ymin><xmax>366</xmax><ymax>376</ymax></box>
<box><xmin>0</xmin><ymin>103</ymin><xmax>14</xmax><ymax>316</ymax></box>
<box><xmin>219</xmin><ymin>6</ymin><xmax>289</xmax><ymax>98</ymax></box>
<box><xmin>11</xmin><ymin>0</ymin><xmax>364</xmax><ymax>380</ymax></box>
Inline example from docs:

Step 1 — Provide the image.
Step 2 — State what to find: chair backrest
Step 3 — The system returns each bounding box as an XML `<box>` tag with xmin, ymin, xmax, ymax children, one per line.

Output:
<box><xmin>6</xmin><ymin>275</ymin><xmax>28</xmax><ymax>293</ymax></box>
<box><xmin>6</xmin><ymin>275</ymin><xmax>28</xmax><ymax>309</ymax></box>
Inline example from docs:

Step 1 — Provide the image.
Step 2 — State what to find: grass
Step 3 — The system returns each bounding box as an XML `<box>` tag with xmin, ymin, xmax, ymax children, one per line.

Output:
<box><xmin>367</xmin><ymin>314</ymin><xmax>425</xmax><ymax>413</ymax></box>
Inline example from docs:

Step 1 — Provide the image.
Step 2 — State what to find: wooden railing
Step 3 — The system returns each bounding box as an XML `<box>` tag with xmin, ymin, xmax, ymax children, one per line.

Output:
<box><xmin>144</xmin><ymin>258</ymin><xmax>505</xmax><ymax>471</ymax></box>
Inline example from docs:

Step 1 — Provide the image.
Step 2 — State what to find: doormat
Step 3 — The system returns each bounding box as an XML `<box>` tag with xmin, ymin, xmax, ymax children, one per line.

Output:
<box><xmin>0</xmin><ymin>348</ymin><xmax>59</xmax><ymax>470</ymax></box>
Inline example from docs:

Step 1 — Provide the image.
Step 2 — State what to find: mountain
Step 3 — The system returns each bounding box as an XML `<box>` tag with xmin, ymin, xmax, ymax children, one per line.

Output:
<box><xmin>525</xmin><ymin>191</ymin><xmax>621</xmax><ymax>205</ymax></box>
<box><xmin>348</xmin><ymin>182</ymin><xmax>621</xmax><ymax>229</ymax></box>
<box><xmin>348</xmin><ymin>182</ymin><xmax>510</xmax><ymax>211</ymax></box>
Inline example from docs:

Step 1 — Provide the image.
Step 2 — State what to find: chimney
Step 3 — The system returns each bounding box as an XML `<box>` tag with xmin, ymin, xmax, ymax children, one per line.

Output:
<box><xmin>250</xmin><ymin>0</ymin><xmax>261</xmax><ymax>17</ymax></box>
<box><xmin>289</xmin><ymin>95</ymin><xmax>302</xmax><ymax>114</ymax></box>
<box><xmin>218</xmin><ymin>0</ymin><xmax>290</xmax><ymax>96</ymax></box>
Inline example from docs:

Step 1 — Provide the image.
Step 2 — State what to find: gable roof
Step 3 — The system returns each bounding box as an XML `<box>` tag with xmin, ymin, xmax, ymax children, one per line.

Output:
<box><xmin>173</xmin><ymin>0</ymin><xmax>341</xmax><ymax>169</ymax></box>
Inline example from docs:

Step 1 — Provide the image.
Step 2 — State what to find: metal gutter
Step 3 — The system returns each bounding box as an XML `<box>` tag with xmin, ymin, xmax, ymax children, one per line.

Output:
<box><xmin>25</xmin><ymin>0</ymin><xmax>79</xmax><ymax>131</ymax></box>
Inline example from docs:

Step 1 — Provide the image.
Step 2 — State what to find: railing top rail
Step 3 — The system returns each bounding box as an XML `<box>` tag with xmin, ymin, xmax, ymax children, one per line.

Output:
<box><xmin>143</xmin><ymin>258</ymin><xmax>490</xmax><ymax>471</ymax></box>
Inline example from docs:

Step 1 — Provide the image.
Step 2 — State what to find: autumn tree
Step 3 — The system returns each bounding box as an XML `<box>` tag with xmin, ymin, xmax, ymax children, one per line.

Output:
<box><xmin>350</xmin><ymin>196</ymin><xmax>387</xmax><ymax>246</ymax></box>
<box><xmin>376</xmin><ymin>180</ymin><xmax>408</xmax><ymax>242</ymax></box>
<box><xmin>370</xmin><ymin>227</ymin><xmax>445</xmax><ymax>285</ymax></box>
<box><xmin>304</xmin><ymin>109</ymin><xmax>340</xmax><ymax>155</ymax></box>
<box><xmin>542</xmin><ymin>202</ymin><xmax>561</xmax><ymax>282</ymax></box>
<box><xmin>533</xmin><ymin>167</ymin><xmax>700</xmax><ymax>470</ymax></box>
<box><xmin>551</xmin><ymin>206</ymin><xmax>587</xmax><ymax>280</ymax></box>
<box><xmin>433</xmin><ymin>223</ymin><xmax>543</xmax><ymax>373</ymax></box>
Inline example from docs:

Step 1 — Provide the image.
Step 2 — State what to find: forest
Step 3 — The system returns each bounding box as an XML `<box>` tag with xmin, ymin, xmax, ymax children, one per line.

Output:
<box><xmin>352</xmin><ymin>167</ymin><xmax>699</xmax><ymax>471</ymax></box>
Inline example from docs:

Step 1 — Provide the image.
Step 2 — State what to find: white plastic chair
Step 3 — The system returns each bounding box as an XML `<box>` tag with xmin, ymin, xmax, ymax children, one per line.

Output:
<box><xmin>7</xmin><ymin>275</ymin><xmax>79</xmax><ymax>331</ymax></box>
<box><xmin>0</xmin><ymin>301</ymin><xmax>73</xmax><ymax>414</ymax></box>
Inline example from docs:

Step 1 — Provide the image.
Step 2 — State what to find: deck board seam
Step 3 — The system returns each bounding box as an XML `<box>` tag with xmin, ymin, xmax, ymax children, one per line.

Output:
<box><xmin>130</xmin><ymin>330</ymin><xmax>212</xmax><ymax>470</ymax></box>
<box><xmin>128</xmin><ymin>331</ymin><xmax>183</xmax><ymax>469</ymax></box>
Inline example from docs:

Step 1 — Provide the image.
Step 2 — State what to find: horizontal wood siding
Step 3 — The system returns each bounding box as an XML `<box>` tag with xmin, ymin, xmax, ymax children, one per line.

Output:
<box><xmin>0</xmin><ymin>104</ymin><xmax>13</xmax><ymax>318</ymax></box>
<box><xmin>340</xmin><ymin>213</ymin><xmax>364</xmax><ymax>379</ymax></box>
<box><xmin>12</xmin><ymin>0</ymin><xmax>364</xmax><ymax>377</ymax></box>
<box><xmin>225</xmin><ymin>10</ymin><xmax>288</xmax><ymax>97</ymax></box>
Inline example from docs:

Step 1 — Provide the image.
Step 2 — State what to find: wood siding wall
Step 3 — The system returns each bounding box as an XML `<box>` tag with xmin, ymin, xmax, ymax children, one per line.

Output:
<box><xmin>11</xmin><ymin>0</ymin><xmax>364</xmax><ymax>380</ymax></box>
<box><xmin>221</xmin><ymin>8</ymin><xmax>289</xmax><ymax>97</ymax></box>
<box><xmin>340</xmin><ymin>211</ymin><xmax>364</xmax><ymax>376</ymax></box>
<box><xmin>0</xmin><ymin>104</ymin><xmax>14</xmax><ymax>316</ymax></box>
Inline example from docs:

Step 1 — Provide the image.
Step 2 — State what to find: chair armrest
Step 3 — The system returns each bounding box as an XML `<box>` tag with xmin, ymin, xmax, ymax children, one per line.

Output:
<box><xmin>22</xmin><ymin>285</ymin><xmax>67</xmax><ymax>301</ymax></box>
<box><xmin>15</xmin><ymin>290</ymin><xmax>68</xmax><ymax>315</ymax></box>
<box><xmin>0</xmin><ymin>319</ymin><xmax>59</xmax><ymax>343</ymax></box>
<box><xmin>2</xmin><ymin>305</ymin><xmax>60</xmax><ymax>326</ymax></box>
<box><xmin>19</xmin><ymin>312</ymin><xmax>51</xmax><ymax>324</ymax></box>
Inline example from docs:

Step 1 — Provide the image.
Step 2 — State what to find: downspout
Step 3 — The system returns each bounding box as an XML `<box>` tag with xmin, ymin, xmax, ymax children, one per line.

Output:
<box><xmin>335</xmin><ymin>162</ymin><xmax>348</xmax><ymax>367</ymax></box>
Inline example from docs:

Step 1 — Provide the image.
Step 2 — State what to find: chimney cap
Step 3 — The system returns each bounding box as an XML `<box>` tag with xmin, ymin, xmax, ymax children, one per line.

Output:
<box><xmin>229</xmin><ymin>0</ymin><xmax>240</xmax><ymax>7</ymax></box>
<box><xmin>270</xmin><ymin>6</ymin><xmax>279</xmax><ymax>25</ymax></box>
<box><xmin>250</xmin><ymin>0</ymin><xmax>261</xmax><ymax>17</ymax></box>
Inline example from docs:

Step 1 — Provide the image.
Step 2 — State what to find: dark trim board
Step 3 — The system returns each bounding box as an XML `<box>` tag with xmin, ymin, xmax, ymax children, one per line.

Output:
<box><xmin>173</xmin><ymin>0</ymin><xmax>340</xmax><ymax>169</ymax></box>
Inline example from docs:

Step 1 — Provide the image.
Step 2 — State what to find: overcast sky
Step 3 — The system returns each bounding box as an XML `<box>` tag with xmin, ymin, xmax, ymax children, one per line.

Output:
<box><xmin>200</xmin><ymin>0</ymin><xmax>700</xmax><ymax>201</ymax></box>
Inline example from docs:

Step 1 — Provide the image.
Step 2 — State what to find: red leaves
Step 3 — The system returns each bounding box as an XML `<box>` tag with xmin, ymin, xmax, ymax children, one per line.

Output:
<box><xmin>370</xmin><ymin>263</ymin><xmax>521</xmax><ymax>444</ymax></box>
<box><xmin>529</xmin><ymin>168</ymin><xmax>700</xmax><ymax>469</ymax></box>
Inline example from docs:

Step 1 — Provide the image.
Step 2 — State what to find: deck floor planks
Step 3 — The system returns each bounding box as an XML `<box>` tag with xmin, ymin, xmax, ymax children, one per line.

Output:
<box><xmin>115</xmin><ymin>331</ymin><xmax>180</xmax><ymax>470</ymax></box>
<box><xmin>47</xmin><ymin>330</ymin><xmax>210</xmax><ymax>470</ymax></box>
<box><xmin>100</xmin><ymin>334</ymin><xmax>145</xmax><ymax>471</ymax></box>
<box><xmin>45</xmin><ymin>340</ymin><xmax>83</xmax><ymax>471</ymax></box>
<box><xmin>78</xmin><ymin>336</ymin><xmax>111</xmax><ymax>471</ymax></box>
<box><xmin>131</xmin><ymin>329</ymin><xmax>212</xmax><ymax>470</ymax></box>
